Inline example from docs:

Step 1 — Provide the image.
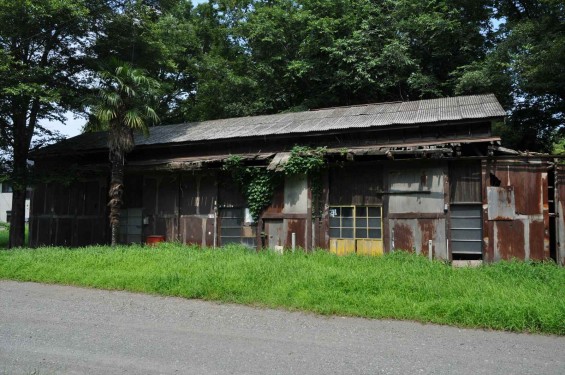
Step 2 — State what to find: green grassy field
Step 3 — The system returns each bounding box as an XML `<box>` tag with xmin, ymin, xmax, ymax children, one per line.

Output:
<box><xmin>1</xmin><ymin>243</ymin><xmax>564</xmax><ymax>335</ymax></box>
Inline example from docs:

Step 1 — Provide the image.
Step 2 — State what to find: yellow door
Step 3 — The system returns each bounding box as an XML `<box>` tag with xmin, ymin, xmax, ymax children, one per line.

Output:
<box><xmin>356</xmin><ymin>239</ymin><xmax>383</xmax><ymax>256</ymax></box>
<box><xmin>330</xmin><ymin>239</ymin><xmax>356</xmax><ymax>256</ymax></box>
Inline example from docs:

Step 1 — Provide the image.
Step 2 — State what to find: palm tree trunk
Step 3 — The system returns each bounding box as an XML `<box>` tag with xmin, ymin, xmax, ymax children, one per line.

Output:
<box><xmin>109</xmin><ymin>151</ymin><xmax>125</xmax><ymax>247</ymax></box>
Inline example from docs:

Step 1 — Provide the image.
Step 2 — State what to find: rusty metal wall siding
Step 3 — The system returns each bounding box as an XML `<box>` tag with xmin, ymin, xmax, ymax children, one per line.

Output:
<box><xmin>180</xmin><ymin>216</ymin><xmax>204</xmax><ymax>245</ymax></box>
<box><xmin>487</xmin><ymin>187</ymin><xmax>516</xmax><ymax>220</ymax></box>
<box><xmin>489</xmin><ymin>164</ymin><xmax>544</xmax><ymax>215</ymax></box>
<box><xmin>387</xmin><ymin>161</ymin><xmax>448</xmax><ymax>259</ymax></box>
<box><xmin>556</xmin><ymin>165</ymin><xmax>565</xmax><ymax>265</ymax></box>
<box><xmin>285</xmin><ymin>219</ymin><xmax>306</xmax><ymax>249</ymax></box>
<box><xmin>329</xmin><ymin>164</ymin><xmax>384</xmax><ymax>206</ymax></box>
<box><xmin>483</xmin><ymin>161</ymin><xmax>549</xmax><ymax>261</ymax></box>
<box><xmin>389</xmin><ymin>218</ymin><xmax>446</xmax><ymax>258</ymax></box>
<box><xmin>388</xmin><ymin>163</ymin><xmax>446</xmax><ymax>214</ymax></box>
<box><xmin>262</xmin><ymin>185</ymin><xmax>284</xmax><ymax>215</ymax></box>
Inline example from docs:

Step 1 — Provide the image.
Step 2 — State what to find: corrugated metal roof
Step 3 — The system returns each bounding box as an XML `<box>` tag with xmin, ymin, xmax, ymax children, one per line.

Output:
<box><xmin>35</xmin><ymin>94</ymin><xmax>505</xmax><ymax>156</ymax></box>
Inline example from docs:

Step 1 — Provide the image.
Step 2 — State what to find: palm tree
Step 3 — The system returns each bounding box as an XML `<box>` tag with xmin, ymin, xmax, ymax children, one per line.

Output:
<box><xmin>87</xmin><ymin>62</ymin><xmax>160</xmax><ymax>246</ymax></box>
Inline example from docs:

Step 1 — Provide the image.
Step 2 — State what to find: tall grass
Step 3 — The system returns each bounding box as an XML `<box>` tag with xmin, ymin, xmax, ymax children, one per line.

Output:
<box><xmin>0</xmin><ymin>227</ymin><xmax>8</xmax><ymax>248</ymax></box>
<box><xmin>0</xmin><ymin>225</ymin><xmax>28</xmax><ymax>249</ymax></box>
<box><xmin>1</xmin><ymin>243</ymin><xmax>564</xmax><ymax>335</ymax></box>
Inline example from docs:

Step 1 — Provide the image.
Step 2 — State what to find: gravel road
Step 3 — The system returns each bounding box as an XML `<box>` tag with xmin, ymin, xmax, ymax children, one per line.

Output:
<box><xmin>0</xmin><ymin>280</ymin><xmax>563</xmax><ymax>375</ymax></box>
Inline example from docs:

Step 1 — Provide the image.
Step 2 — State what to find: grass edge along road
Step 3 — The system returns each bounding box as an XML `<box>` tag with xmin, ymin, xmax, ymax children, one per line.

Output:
<box><xmin>0</xmin><ymin>243</ymin><xmax>564</xmax><ymax>335</ymax></box>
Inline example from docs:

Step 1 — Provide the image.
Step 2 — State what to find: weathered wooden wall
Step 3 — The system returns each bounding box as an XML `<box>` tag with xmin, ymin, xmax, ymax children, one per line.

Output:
<box><xmin>30</xmin><ymin>177</ymin><xmax>109</xmax><ymax>247</ymax></box>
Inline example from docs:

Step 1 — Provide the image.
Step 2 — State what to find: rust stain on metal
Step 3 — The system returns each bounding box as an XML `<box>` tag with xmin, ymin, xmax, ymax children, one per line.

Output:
<box><xmin>419</xmin><ymin>219</ymin><xmax>437</xmax><ymax>257</ymax></box>
<box><xmin>393</xmin><ymin>222</ymin><xmax>413</xmax><ymax>251</ymax></box>
<box><xmin>529</xmin><ymin>220</ymin><xmax>545</xmax><ymax>260</ymax></box>
<box><xmin>515</xmin><ymin>170</ymin><xmax>543</xmax><ymax>214</ymax></box>
<box><xmin>181</xmin><ymin>217</ymin><xmax>203</xmax><ymax>245</ymax></box>
<box><xmin>496</xmin><ymin>221</ymin><xmax>525</xmax><ymax>260</ymax></box>
<box><xmin>263</xmin><ymin>185</ymin><xmax>284</xmax><ymax>215</ymax></box>
<box><xmin>286</xmin><ymin>219</ymin><xmax>306</xmax><ymax>248</ymax></box>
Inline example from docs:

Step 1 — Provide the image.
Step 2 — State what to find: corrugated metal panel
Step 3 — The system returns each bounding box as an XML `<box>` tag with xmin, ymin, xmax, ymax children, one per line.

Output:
<box><xmin>460</xmin><ymin>104</ymin><xmax>486</xmax><ymax>118</ymax></box>
<box><xmin>363</xmin><ymin>102</ymin><xmax>401</xmax><ymax>115</ymax></box>
<box><xmin>399</xmin><ymin>101</ymin><xmax>420</xmax><ymax>112</ymax></box>
<box><xmin>34</xmin><ymin>94</ymin><xmax>506</xmax><ymax>156</ymax></box>
<box><xmin>487</xmin><ymin>186</ymin><xmax>515</xmax><ymax>220</ymax></box>
<box><xmin>438</xmin><ymin>105</ymin><xmax>461</xmax><ymax>121</ymax></box>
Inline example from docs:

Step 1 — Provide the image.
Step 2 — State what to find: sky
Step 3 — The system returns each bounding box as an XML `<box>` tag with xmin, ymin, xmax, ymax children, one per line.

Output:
<box><xmin>41</xmin><ymin>0</ymin><xmax>209</xmax><ymax>139</ymax></box>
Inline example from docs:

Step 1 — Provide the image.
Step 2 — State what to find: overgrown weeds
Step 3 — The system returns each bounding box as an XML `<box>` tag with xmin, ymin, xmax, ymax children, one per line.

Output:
<box><xmin>0</xmin><ymin>243</ymin><xmax>563</xmax><ymax>335</ymax></box>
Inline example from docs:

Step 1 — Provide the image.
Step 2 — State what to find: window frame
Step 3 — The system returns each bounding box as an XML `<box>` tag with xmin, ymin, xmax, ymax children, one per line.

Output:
<box><xmin>329</xmin><ymin>205</ymin><xmax>382</xmax><ymax>240</ymax></box>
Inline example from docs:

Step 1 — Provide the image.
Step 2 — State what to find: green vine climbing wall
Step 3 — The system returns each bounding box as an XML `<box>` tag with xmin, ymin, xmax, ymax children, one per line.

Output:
<box><xmin>223</xmin><ymin>146</ymin><xmax>327</xmax><ymax>221</ymax></box>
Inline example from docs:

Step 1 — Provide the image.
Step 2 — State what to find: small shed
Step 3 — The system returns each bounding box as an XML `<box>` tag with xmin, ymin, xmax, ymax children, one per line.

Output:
<box><xmin>29</xmin><ymin>94</ymin><xmax>565</xmax><ymax>264</ymax></box>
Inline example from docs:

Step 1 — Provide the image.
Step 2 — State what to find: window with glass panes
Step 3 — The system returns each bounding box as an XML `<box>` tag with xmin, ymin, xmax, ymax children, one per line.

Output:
<box><xmin>329</xmin><ymin>206</ymin><xmax>382</xmax><ymax>240</ymax></box>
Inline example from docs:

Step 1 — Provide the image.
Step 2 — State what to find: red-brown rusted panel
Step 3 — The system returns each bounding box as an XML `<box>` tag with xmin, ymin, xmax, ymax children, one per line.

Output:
<box><xmin>481</xmin><ymin>160</ymin><xmax>494</xmax><ymax>262</ymax></box>
<box><xmin>393</xmin><ymin>222</ymin><xmax>413</xmax><ymax>251</ymax></box>
<box><xmin>558</xmin><ymin>168</ymin><xmax>565</xmax><ymax>265</ymax></box>
<box><xmin>286</xmin><ymin>219</ymin><xmax>306</xmax><ymax>249</ymax></box>
<box><xmin>515</xmin><ymin>170</ymin><xmax>543</xmax><ymax>215</ymax></box>
<box><xmin>205</xmin><ymin>218</ymin><xmax>214</xmax><ymax>247</ymax></box>
<box><xmin>419</xmin><ymin>219</ymin><xmax>438</xmax><ymax>257</ymax></box>
<box><xmin>181</xmin><ymin>216</ymin><xmax>203</xmax><ymax>245</ymax></box>
<box><xmin>490</xmin><ymin>165</ymin><xmax>543</xmax><ymax>215</ymax></box>
<box><xmin>541</xmin><ymin>171</ymin><xmax>550</xmax><ymax>260</ymax></box>
<box><xmin>496</xmin><ymin>220</ymin><xmax>525</xmax><ymax>260</ymax></box>
<box><xmin>529</xmin><ymin>220</ymin><xmax>546</xmax><ymax>260</ymax></box>
<box><xmin>263</xmin><ymin>184</ymin><xmax>284</xmax><ymax>215</ymax></box>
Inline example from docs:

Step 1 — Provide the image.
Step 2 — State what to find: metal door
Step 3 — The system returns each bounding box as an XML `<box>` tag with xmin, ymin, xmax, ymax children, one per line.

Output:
<box><xmin>265</xmin><ymin>220</ymin><xmax>284</xmax><ymax>249</ymax></box>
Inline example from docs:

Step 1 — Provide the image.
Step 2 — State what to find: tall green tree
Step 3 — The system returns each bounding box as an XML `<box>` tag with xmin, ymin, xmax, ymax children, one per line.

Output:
<box><xmin>87</xmin><ymin>62</ymin><xmax>159</xmax><ymax>246</ymax></box>
<box><xmin>455</xmin><ymin>0</ymin><xmax>564</xmax><ymax>152</ymax></box>
<box><xmin>183</xmin><ymin>0</ymin><xmax>495</xmax><ymax>118</ymax></box>
<box><xmin>0</xmin><ymin>0</ymin><xmax>107</xmax><ymax>248</ymax></box>
<box><xmin>91</xmin><ymin>0</ymin><xmax>201</xmax><ymax>124</ymax></box>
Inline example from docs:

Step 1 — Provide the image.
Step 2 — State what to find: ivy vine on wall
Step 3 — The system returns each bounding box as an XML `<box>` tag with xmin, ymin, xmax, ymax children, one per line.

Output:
<box><xmin>223</xmin><ymin>146</ymin><xmax>327</xmax><ymax>222</ymax></box>
<box><xmin>282</xmin><ymin>146</ymin><xmax>326</xmax><ymax>218</ymax></box>
<box><xmin>222</xmin><ymin>155</ymin><xmax>280</xmax><ymax>221</ymax></box>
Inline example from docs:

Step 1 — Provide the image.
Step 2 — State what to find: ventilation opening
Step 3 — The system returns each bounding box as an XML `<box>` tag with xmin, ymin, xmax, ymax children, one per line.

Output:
<box><xmin>452</xmin><ymin>253</ymin><xmax>482</xmax><ymax>261</ymax></box>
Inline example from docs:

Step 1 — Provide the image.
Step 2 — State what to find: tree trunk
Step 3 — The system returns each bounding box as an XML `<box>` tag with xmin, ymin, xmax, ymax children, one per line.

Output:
<box><xmin>8</xmin><ymin>114</ymin><xmax>30</xmax><ymax>249</ymax></box>
<box><xmin>8</xmin><ymin>188</ymin><xmax>26</xmax><ymax>249</ymax></box>
<box><xmin>109</xmin><ymin>151</ymin><xmax>125</xmax><ymax>247</ymax></box>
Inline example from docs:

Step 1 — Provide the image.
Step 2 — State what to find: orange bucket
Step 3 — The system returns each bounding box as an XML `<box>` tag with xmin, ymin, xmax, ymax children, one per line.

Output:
<box><xmin>146</xmin><ymin>235</ymin><xmax>165</xmax><ymax>246</ymax></box>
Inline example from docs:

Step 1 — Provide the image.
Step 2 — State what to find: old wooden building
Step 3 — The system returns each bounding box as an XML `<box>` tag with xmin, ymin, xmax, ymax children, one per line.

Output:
<box><xmin>29</xmin><ymin>94</ymin><xmax>565</xmax><ymax>264</ymax></box>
